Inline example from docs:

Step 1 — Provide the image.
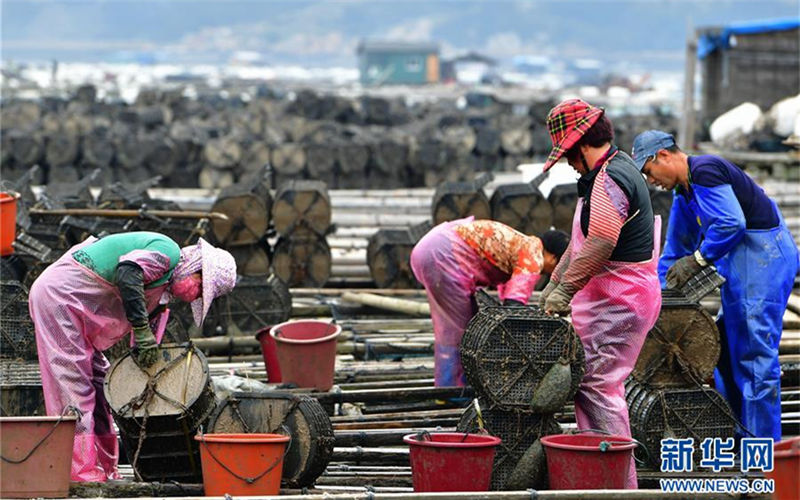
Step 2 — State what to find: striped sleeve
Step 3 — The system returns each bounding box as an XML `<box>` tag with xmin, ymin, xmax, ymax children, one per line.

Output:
<box><xmin>559</xmin><ymin>167</ymin><xmax>628</xmax><ymax>293</ymax></box>
<box><xmin>588</xmin><ymin>167</ymin><xmax>627</xmax><ymax>243</ymax></box>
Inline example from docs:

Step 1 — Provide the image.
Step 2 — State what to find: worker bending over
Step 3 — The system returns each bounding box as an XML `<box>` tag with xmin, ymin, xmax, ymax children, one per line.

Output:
<box><xmin>411</xmin><ymin>218</ymin><xmax>568</xmax><ymax>387</ymax></box>
<box><xmin>29</xmin><ymin>232</ymin><xmax>236</xmax><ymax>482</ymax></box>
<box><xmin>632</xmin><ymin>130</ymin><xmax>799</xmax><ymax>441</ymax></box>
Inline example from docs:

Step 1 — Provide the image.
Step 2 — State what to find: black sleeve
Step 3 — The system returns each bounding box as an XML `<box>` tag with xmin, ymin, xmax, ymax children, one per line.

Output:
<box><xmin>115</xmin><ymin>261</ymin><xmax>149</xmax><ymax>327</ymax></box>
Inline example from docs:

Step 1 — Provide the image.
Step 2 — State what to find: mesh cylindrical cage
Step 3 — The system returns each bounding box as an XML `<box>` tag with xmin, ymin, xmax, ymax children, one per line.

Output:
<box><xmin>366</xmin><ymin>228</ymin><xmax>419</xmax><ymax>289</ymax></box>
<box><xmin>457</xmin><ymin>398</ymin><xmax>561</xmax><ymax>490</ymax></box>
<box><xmin>0</xmin><ymin>280</ymin><xmax>37</xmax><ymax>361</ymax></box>
<box><xmin>625</xmin><ymin>378</ymin><xmax>737</xmax><ymax>468</ymax></box>
<box><xmin>460</xmin><ymin>305</ymin><xmax>585</xmax><ymax>412</ymax></box>
<box><xmin>632</xmin><ymin>293</ymin><xmax>720</xmax><ymax>387</ymax></box>
<box><xmin>220</xmin><ymin>274</ymin><xmax>292</xmax><ymax>334</ymax></box>
<box><xmin>0</xmin><ymin>360</ymin><xmax>45</xmax><ymax>416</ymax></box>
<box><xmin>209</xmin><ymin>392</ymin><xmax>334</xmax><ymax>488</ymax></box>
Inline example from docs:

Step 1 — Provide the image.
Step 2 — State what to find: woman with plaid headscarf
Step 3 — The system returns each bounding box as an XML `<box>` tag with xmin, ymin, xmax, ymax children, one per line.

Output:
<box><xmin>29</xmin><ymin>232</ymin><xmax>236</xmax><ymax>482</ymax></box>
<box><xmin>540</xmin><ymin>99</ymin><xmax>661</xmax><ymax>488</ymax></box>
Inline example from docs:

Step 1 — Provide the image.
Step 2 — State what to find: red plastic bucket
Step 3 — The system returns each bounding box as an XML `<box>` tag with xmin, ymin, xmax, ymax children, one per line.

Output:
<box><xmin>765</xmin><ymin>436</ymin><xmax>800</xmax><ymax>500</ymax></box>
<box><xmin>0</xmin><ymin>191</ymin><xmax>20</xmax><ymax>257</ymax></box>
<box><xmin>0</xmin><ymin>415</ymin><xmax>77</xmax><ymax>498</ymax></box>
<box><xmin>195</xmin><ymin>433</ymin><xmax>290</xmax><ymax>496</ymax></box>
<box><xmin>403</xmin><ymin>432</ymin><xmax>501</xmax><ymax>492</ymax></box>
<box><xmin>256</xmin><ymin>326</ymin><xmax>282</xmax><ymax>383</ymax></box>
<box><xmin>541</xmin><ymin>433</ymin><xmax>637</xmax><ymax>490</ymax></box>
<box><xmin>270</xmin><ymin>320</ymin><xmax>341</xmax><ymax>391</ymax></box>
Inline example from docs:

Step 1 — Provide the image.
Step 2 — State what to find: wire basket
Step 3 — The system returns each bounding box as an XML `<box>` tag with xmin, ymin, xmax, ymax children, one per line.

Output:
<box><xmin>678</xmin><ymin>266</ymin><xmax>726</xmax><ymax>303</ymax></box>
<box><xmin>632</xmin><ymin>293</ymin><xmax>720</xmax><ymax>387</ymax></box>
<box><xmin>0</xmin><ymin>280</ymin><xmax>37</xmax><ymax>361</ymax></box>
<box><xmin>209</xmin><ymin>391</ymin><xmax>334</xmax><ymax>488</ymax></box>
<box><xmin>457</xmin><ymin>398</ymin><xmax>561</xmax><ymax>490</ymax></box>
<box><xmin>626</xmin><ymin>378</ymin><xmax>737</xmax><ymax>467</ymax></box>
<box><xmin>460</xmin><ymin>304</ymin><xmax>584</xmax><ymax>412</ymax></box>
<box><xmin>0</xmin><ymin>360</ymin><xmax>44</xmax><ymax>416</ymax></box>
<box><xmin>218</xmin><ymin>274</ymin><xmax>292</xmax><ymax>335</ymax></box>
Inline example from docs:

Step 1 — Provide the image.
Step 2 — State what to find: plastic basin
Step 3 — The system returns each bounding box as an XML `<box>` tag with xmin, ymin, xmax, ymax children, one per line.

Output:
<box><xmin>0</xmin><ymin>415</ymin><xmax>77</xmax><ymax>498</ymax></box>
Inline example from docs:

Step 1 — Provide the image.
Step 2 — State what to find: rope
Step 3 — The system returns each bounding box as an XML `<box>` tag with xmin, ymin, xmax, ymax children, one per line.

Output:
<box><xmin>0</xmin><ymin>405</ymin><xmax>79</xmax><ymax>464</ymax></box>
<box><xmin>115</xmin><ymin>344</ymin><xmax>197</xmax><ymax>480</ymax></box>
<box><xmin>231</xmin><ymin>400</ymin><xmax>252</xmax><ymax>433</ymax></box>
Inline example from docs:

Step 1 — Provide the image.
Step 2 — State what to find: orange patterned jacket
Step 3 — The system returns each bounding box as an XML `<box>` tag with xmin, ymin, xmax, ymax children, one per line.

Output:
<box><xmin>453</xmin><ymin>220</ymin><xmax>543</xmax><ymax>303</ymax></box>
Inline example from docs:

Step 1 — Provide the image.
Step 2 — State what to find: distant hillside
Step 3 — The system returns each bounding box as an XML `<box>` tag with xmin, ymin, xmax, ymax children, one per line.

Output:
<box><xmin>1</xmin><ymin>0</ymin><xmax>797</xmax><ymax>71</ymax></box>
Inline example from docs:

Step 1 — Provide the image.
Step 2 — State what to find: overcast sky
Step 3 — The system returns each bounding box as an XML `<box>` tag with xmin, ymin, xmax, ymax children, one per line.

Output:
<box><xmin>2</xmin><ymin>1</ymin><xmax>797</xmax><ymax>69</ymax></box>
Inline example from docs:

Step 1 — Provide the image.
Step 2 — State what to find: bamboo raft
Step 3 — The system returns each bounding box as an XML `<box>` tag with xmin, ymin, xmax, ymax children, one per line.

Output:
<box><xmin>2</xmin><ymin>181</ymin><xmax>799</xmax><ymax>498</ymax></box>
<box><xmin>2</xmin><ymin>287</ymin><xmax>798</xmax><ymax>499</ymax></box>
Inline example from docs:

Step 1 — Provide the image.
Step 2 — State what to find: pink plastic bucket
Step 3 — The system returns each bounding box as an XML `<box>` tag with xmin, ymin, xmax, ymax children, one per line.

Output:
<box><xmin>269</xmin><ymin>320</ymin><xmax>341</xmax><ymax>391</ymax></box>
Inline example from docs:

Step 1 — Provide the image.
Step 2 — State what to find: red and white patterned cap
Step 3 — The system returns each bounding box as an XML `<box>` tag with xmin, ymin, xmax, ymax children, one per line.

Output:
<box><xmin>543</xmin><ymin>99</ymin><xmax>604</xmax><ymax>172</ymax></box>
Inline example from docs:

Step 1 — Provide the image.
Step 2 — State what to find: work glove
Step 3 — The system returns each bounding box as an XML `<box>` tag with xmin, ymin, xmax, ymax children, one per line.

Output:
<box><xmin>132</xmin><ymin>324</ymin><xmax>159</xmax><ymax>368</ymax></box>
<box><xmin>665</xmin><ymin>253</ymin><xmax>705</xmax><ymax>290</ymax></box>
<box><xmin>503</xmin><ymin>298</ymin><xmax>526</xmax><ymax>307</ymax></box>
<box><xmin>538</xmin><ymin>280</ymin><xmax>558</xmax><ymax>309</ymax></box>
<box><xmin>543</xmin><ymin>284</ymin><xmax>573</xmax><ymax>316</ymax></box>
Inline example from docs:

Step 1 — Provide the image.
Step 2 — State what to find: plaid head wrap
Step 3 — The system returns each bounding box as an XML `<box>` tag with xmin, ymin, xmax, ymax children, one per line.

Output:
<box><xmin>543</xmin><ymin>99</ymin><xmax>604</xmax><ymax>172</ymax></box>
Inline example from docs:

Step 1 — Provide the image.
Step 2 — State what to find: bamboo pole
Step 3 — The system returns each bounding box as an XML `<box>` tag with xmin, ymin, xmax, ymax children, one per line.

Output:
<box><xmin>28</xmin><ymin>207</ymin><xmax>230</xmax><ymax>220</ymax></box>
<box><xmin>337</xmin><ymin>378</ymin><xmax>435</xmax><ymax>391</ymax></box>
<box><xmin>337</xmin><ymin>341</ymin><xmax>433</xmax><ymax>357</ymax></box>
<box><xmin>330</xmin><ymin>408</ymin><xmax>463</xmax><ymax>423</ymax></box>
<box><xmin>332</xmin><ymin>446</ymin><xmax>409</xmax><ymax>465</ymax></box>
<box><xmin>361</xmin><ymin>400</ymin><xmax>464</xmax><ymax>415</ymax></box>
<box><xmin>333</xmin><ymin>418</ymin><xmax>459</xmax><ymax>430</ymax></box>
<box><xmin>341</xmin><ymin>292</ymin><xmax>430</xmax><ymax>316</ymax></box>
<box><xmin>678</xmin><ymin>25</ymin><xmax>697</xmax><ymax>149</ymax></box>
<box><xmin>335</xmin><ymin>427</ymin><xmax>453</xmax><ymax>447</ymax></box>
<box><xmin>315</xmin><ymin>476</ymin><xmax>412</xmax><ymax>488</ymax></box>
<box><xmin>310</xmin><ymin>386</ymin><xmax>473</xmax><ymax>405</ymax></box>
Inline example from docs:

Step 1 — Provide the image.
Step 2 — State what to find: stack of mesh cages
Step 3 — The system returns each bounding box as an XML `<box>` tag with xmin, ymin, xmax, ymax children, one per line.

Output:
<box><xmin>627</xmin><ymin>269</ymin><xmax>738</xmax><ymax>469</ymax></box>
<box><xmin>0</xmin><ymin>259</ymin><xmax>43</xmax><ymax>417</ymax></box>
<box><xmin>457</xmin><ymin>293</ymin><xmax>585</xmax><ymax>489</ymax></box>
<box><xmin>0</xmin><ymin>279</ymin><xmax>38</xmax><ymax>362</ymax></box>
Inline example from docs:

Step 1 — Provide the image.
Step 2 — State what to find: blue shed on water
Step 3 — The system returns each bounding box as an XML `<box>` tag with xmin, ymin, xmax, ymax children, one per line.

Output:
<box><xmin>357</xmin><ymin>40</ymin><xmax>440</xmax><ymax>86</ymax></box>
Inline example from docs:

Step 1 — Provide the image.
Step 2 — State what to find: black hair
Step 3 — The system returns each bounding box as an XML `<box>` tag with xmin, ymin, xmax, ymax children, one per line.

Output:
<box><xmin>574</xmin><ymin>113</ymin><xmax>615</xmax><ymax>149</ymax></box>
<box><xmin>540</xmin><ymin>230</ymin><xmax>570</xmax><ymax>260</ymax></box>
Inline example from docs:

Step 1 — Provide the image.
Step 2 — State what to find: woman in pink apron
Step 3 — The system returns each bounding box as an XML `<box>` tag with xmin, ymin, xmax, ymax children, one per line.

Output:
<box><xmin>411</xmin><ymin>219</ymin><xmax>569</xmax><ymax>387</ymax></box>
<box><xmin>29</xmin><ymin>232</ymin><xmax>236</xmax><ymax>482</ymax></box>
<box><xmin>540</xmin><ymin>99</ymin><xmax>662</xmax><ymax>488</ymax></box>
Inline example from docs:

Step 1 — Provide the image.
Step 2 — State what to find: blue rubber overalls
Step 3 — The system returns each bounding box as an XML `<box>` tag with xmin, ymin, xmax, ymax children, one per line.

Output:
<box><xmin>658</xmin><ymin>182</ymin><xmax>799</xmax><ymax>441</ymax></box>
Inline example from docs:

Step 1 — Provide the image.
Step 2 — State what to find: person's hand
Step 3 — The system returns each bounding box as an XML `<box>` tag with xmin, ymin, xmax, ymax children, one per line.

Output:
<box><xmin>665</xmin><ymin>254</ymin><xmax>704</xmax><ymax>290</ymax></box>
<box><xmin>132</xmin><ymin>324</ymin><xmax>159</xmax><ymax>368</ymax></box>
<box><xmin>503</xmin><ymin>298</ymin><xmax>525</xmax><ymax>307</ymax></box>
<box><xmin>538</xmin><ymin>280</ymin><xmax>558</xmax><ymax>308</ymax></box>
<box><xmin>544</xmin><ymin>284</ymin><xmax>573</xmax><ymax>316</ymax></box>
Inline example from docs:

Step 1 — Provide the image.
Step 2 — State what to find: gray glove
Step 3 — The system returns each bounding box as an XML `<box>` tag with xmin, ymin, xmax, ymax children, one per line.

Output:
<box><xmin>132</xmin><ymin>324</ymin><xmax>159</xmax><ymax>368</ymax></box>
<box><xmin>544</xmin><ymin>284</ymin><xmax>574</xmax><ymax>316</ymax></box>
<box><xmin>666</xmin><ymin>254</ymin><xmax>705</xmax><ymax>290</ymax></box>
<box><xmin>538</xmin><ymin>280</ymin><xmax>558</xmax><ymax>309</ymax></box>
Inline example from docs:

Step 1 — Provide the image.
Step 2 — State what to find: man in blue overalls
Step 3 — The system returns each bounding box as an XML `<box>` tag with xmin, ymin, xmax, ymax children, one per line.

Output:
<box><xmin>631</xmin><ymin>130</ymin><xmax>799</xmax><ymax>441</ymax></box>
